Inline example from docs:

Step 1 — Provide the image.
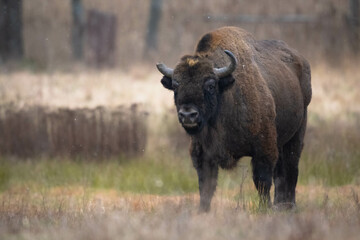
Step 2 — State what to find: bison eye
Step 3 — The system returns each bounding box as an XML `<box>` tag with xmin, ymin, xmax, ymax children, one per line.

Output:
<box><xmin>172</xmin><ymin>80</ymin><xmax>179</xmax><ymax>89</ymax></box>
<box><xmin>204</xmin><ymin>79</ymin><xmax>216</xmax><ymax>94</ymax></box>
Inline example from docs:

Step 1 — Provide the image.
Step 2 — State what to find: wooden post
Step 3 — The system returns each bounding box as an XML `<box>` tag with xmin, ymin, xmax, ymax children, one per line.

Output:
<box><xmin>71</xmin><ymin>0</ymin><xmax>84</xmax><ymax>60</ymax></box>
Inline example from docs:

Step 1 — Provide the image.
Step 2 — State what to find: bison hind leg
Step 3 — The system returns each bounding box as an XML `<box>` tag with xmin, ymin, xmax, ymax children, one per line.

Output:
<box><xmin>274</xmin><ymin>109</ymin><xmax>307</xmax><ymax>209</ymax></box>
<box><xmin>251</xmin><ymin>157</ymin><xmax>273</xmax><ymax>208</ymax></box>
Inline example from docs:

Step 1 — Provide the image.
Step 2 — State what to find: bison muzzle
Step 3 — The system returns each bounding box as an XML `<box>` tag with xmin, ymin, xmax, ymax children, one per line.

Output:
<box><xmin>157</xmin><ymin>27</ymin><xmax>312</xmax><ymax>212</ymax></box>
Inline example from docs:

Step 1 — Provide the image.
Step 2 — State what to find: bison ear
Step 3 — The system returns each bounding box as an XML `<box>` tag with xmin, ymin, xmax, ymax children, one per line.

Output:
<box><xmin>219</xmin><ymin>75</ymin><xmax>235</xmax><ymax>91</ymax></box>
<box><xmin>161</xmin><ymin>76</ymin><xmax>173</xmax><ymax>90</ymax></box>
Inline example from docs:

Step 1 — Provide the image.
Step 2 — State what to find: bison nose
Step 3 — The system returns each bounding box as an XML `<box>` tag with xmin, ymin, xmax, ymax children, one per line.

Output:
<box><xmin>178</xmin><ymin>108</ymin><xmax>199</xmax><ymax>124</ymax></box>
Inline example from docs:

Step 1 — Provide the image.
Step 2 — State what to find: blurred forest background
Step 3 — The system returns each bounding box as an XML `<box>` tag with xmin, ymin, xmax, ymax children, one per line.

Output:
<box><xmin>0</xmin><ymin>1</ymin><xmax>360</xmax><ymax>239</ymax></box>
<box><xmin>0</xmin><ymin>0</ymin><xmax>359</xmax><ymax>69</ymax></box>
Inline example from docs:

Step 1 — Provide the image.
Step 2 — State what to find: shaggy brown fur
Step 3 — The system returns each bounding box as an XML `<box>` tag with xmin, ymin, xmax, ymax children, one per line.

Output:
<box><xmin>158</xmin><ymin>27</ymin><xmax>312</xmax><ymax>212</ymax></box>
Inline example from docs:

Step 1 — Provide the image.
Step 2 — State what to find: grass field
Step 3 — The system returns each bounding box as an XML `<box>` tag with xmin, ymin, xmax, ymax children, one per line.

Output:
<box><xmin>0</xmin><ymin>158</ymin><xmax>360</xmax><ymax>240</ymax></box>
<box><xmin>1</xmin><ymin>156</ymin><xmax>360</xmax><ymax>240</ymax></box>
<box><xmin>0</xmin><ymin>63</ymin><xmax>360</xmax><ymax>239</ymax></box>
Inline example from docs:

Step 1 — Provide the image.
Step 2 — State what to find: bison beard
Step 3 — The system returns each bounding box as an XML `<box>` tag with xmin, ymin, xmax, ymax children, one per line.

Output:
<box><xmin>157</xmin><ymin>27</ymin><xmax>312</xmax><ymax>212</ymax></box>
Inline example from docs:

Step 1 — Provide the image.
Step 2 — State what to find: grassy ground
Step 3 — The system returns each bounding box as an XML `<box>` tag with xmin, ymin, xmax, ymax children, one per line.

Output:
<box><xmin>0</xmin><ymin>157</ymin><xmax>360</xmax><ymax>240</ymax></box>
<box><xmin>0</xmin><ymin>156</ymin><xmax>198</xmax><ymax>195</ymax></box>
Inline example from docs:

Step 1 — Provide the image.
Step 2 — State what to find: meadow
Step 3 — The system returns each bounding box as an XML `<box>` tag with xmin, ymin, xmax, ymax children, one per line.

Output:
<box><xmin>0</xmin><ymin>62</ymin><xmax>359</xmax><ymax>239</ymax></box>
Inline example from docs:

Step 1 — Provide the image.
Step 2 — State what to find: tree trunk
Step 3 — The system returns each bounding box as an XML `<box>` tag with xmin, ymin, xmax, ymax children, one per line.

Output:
<box><xmin>348</xmin><ymin>0</ymin><xmax>360</xmax><ymax>53</ymax></box>
<box><xmin>71</xmin><ymin>0</ymin><xmax>84</xmax><ymax>60</ymax></box>
<box><xmin>144</xmin><ymin>0</ymin><xmax>162</xmax><ymax>57</ymax></box>
<box><xmin>0</xmin><ymin>0</ymin><xmax>23</xmax><ymax>62</ymax></box>
<box><xmin>349</xmin><ymin>0</ymin><xmax>359</xmax><ymax>26</ymax></box>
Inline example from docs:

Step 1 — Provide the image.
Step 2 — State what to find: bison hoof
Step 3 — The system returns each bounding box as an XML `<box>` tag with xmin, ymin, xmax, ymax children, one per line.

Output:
<box><xmin>272</xmin><ymin>202</ymin><xmax>297</xmax><ymax>212</ymax></box>
<box><xmin>198</xmin><ymin>204</ymin><xmax>211</xmax><ymax>213</ymax></box>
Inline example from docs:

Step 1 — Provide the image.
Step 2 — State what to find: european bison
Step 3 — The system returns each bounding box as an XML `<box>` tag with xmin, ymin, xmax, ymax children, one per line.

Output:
<box><xmin>157</xmin><ymin>27</ymin><xmax>311</xmax><ymax>212</ymax></box>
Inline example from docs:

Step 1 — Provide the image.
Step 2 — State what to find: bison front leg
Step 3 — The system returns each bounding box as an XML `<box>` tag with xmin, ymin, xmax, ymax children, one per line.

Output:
<box><xmin>196</xmin><ymin>160</ymin><xmax>219</xmax><ymax>212</ymax></box>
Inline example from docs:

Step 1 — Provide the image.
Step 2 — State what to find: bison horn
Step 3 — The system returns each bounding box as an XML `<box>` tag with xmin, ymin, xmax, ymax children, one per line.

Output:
<box><xmin>214</xmin><ymin>50</ymin><xmax>237</xmax><ymax>78</ymax></box>
<box><xmin>156</xmin><ymin>63</ymin><xmax>174</xmax><ymax>78</ymax></box>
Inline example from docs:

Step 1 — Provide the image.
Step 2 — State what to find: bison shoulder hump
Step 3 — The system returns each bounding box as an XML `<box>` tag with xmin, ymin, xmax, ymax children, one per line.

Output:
<box><xmin>196</xmin><ymin>33</ymin><xmax>213</xmax><ymax>52</ymax></box>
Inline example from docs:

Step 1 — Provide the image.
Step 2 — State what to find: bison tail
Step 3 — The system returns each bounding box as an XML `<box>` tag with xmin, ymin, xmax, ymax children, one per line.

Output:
<box><xmin>300</xmin><ymin>59</ymin><xmax>312</xmax><ymax>107</ymax></box>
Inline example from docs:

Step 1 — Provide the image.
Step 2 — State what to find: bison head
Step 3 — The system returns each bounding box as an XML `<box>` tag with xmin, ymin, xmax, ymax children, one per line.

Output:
<box><xmin>157</xmin><ymin>50</ymin><xmax>237</xmax><ymax>135</ymax></box>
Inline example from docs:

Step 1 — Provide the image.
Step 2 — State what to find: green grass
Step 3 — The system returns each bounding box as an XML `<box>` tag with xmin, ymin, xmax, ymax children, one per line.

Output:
<box><xmin>0</xmin><ymin>156</ymin><xmax>198</xmax><ymax>195</ymax></box>
<box><xmin>1</xmin><ymin>148</ymin><xmax>359</xmax><ymax>197</ymax></box>
<box><xmin>299</xmin><ymin>151</ymin><xmax>360</xmax><ymax>186</ymax></box>
<box><xmin>298</xmin><ymin>117</ymin><xmax>360</xmax><ymax>186</ymax></box>
<box><xmin>0</xmin><ymin>155</ymin><xmax>263</xmax><ymax>198</ymax></box>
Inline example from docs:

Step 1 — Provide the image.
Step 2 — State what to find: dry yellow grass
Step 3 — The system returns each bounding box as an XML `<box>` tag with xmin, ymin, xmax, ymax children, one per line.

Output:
<box><xmin>1</xmin><ymin>185</ymin><xmax>360</xmax><ymax>240</ymax></box>
<box><xmin>2</xmin><ymin>184</ymin><xmax>359</xmax><ymax>214</ymax></box>
<box><xmin>310</xmin><ymin>63</ymin><xmax>360</xmax><ymax>121</ymax></box>
<box><xmin>1</xmin><ymin>63</ymin><xmax>359</xmax><ymax>117</ymax></box>
<box><xmin>0</xmin><ymin>68</ymin><xmax>171</xmax><ymax>112</ymax></box>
